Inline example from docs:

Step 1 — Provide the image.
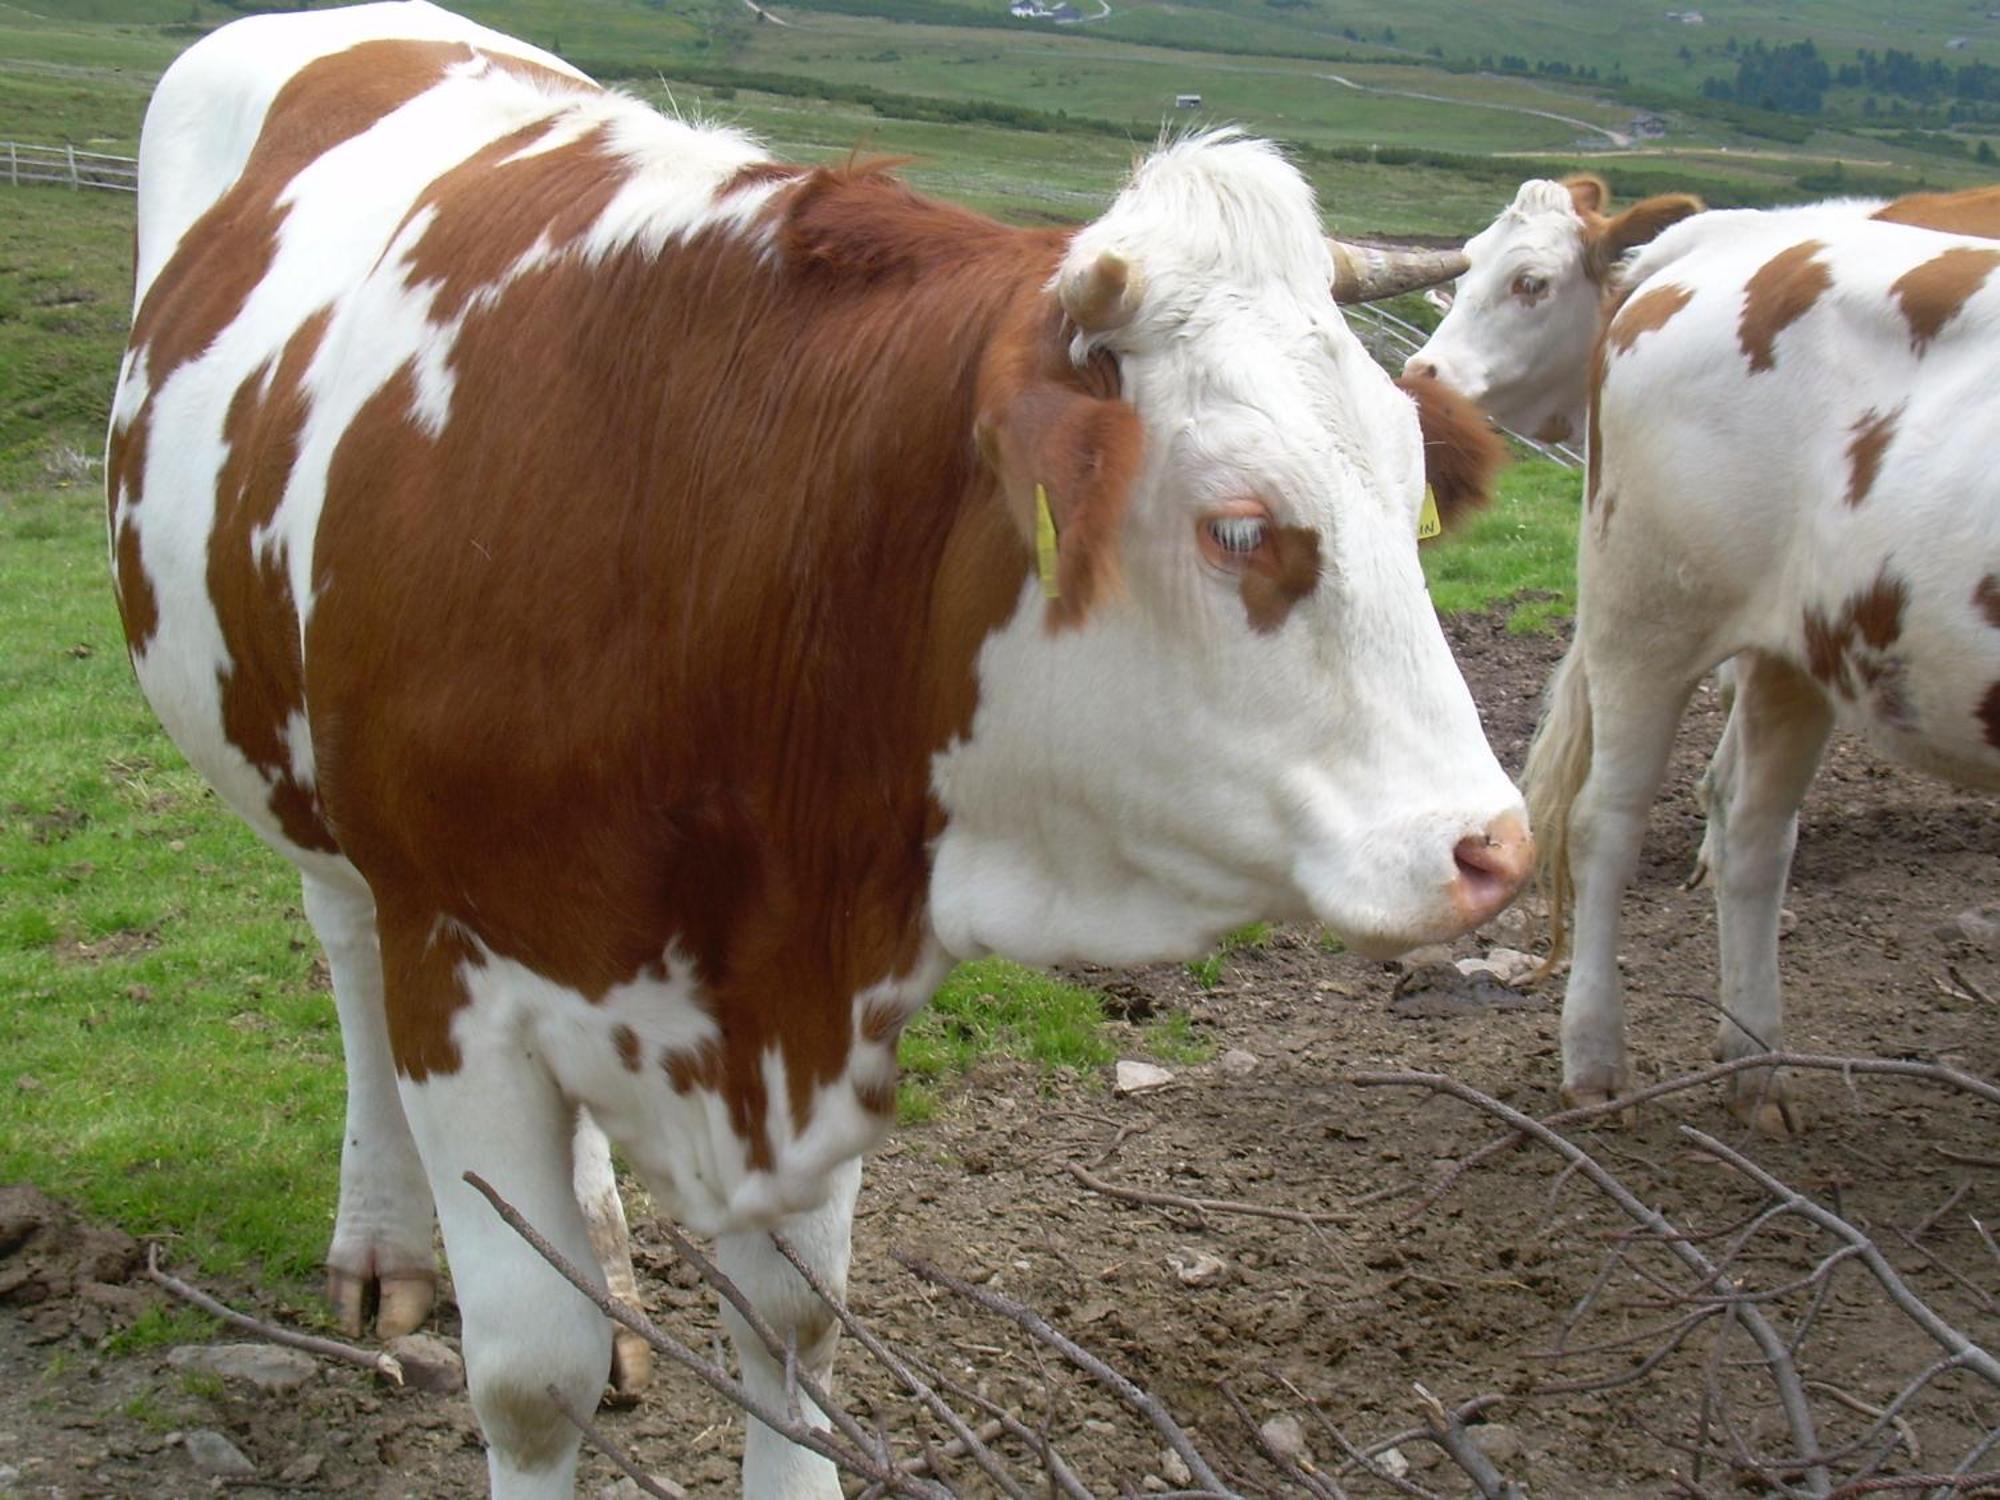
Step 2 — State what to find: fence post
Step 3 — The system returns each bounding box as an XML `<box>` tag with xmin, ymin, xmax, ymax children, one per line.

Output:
<box><xmin>8</xmin><ymin>142</ymin><xmax>16</xmax><ymax>188</ymax></box>
<box><xmin>67</xmin><ymin>143</ymin><xmax>78</xmax><ymax>189</ymax></box>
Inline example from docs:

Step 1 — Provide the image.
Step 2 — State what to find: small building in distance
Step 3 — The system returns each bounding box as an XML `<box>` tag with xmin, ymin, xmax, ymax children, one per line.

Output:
<box><xmin>1175</xmin><ymin>92</ymin><xmax>1204</xmax><ymax>109</ymax></box>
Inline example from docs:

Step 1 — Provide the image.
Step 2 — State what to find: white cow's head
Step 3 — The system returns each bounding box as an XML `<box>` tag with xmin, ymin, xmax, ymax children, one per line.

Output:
<box><xmin>1405</xmin><ymin>176</ymin><xmax>1702</xmax><ymax>444</ymax></box>
<box><xmin>932</xmin><ymin>133</ymin><xmax>1527</xmax><ymax>965</ymax></box>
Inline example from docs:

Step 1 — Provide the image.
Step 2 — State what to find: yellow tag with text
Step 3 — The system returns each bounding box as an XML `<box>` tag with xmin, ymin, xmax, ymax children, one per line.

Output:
<box><xmin>1417</xmin><ymin>485</ymin><xmax>1442</xmax><ymax>543</ymax></box>
<box><xmin>1034</xmin><ymin>482</ymin><xmax>1061</xmax><ymax>599</ymax></box>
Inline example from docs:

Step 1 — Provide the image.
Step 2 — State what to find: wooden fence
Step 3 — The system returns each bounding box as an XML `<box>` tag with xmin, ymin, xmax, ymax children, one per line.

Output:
<box><xmin>2</xmin><ymin>140</ymin><xmax>138</xmax><ymax>194</ymax></box>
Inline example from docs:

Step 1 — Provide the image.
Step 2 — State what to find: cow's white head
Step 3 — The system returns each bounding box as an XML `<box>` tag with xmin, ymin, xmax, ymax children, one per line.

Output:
<box><xmin>1405</xmin><ymin>176</ymin><xmax>1702</xmax><ymax>444</ymax></box>
<box><xmin>932</xmin><ymin>132</ymin><xmax>1527</xmax><ymax>964</ymax></box>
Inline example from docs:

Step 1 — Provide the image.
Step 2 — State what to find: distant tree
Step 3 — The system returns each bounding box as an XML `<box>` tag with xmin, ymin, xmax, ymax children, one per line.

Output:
<box><xmin>1979</xmin><ymin>138</ymin><xmax>1997</xmax><ymax>163</ymax></box>
<box><xmin>1678</xmin><ymin>45</ymin><xmax>1693</xmax><ymax>65</ymax></box>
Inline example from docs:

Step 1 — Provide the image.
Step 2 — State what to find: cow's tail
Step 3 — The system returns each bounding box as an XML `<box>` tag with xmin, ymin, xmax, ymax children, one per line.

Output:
<box><xmin>1522</xmin><ymin>638</ymin><xmax>1593</xmax><ymax>975</ymax></box>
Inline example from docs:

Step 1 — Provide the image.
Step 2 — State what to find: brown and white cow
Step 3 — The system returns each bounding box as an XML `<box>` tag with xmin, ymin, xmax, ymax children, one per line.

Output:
<box><xmin>1515</xmin><ymin>201</ymin><xmax>2000</xmax><ymax>1131</ymax></box>
<box><xmin>111</xmin><ymin>3</ymin><xmax>1527</xmax><ymax>1493</ymax></box>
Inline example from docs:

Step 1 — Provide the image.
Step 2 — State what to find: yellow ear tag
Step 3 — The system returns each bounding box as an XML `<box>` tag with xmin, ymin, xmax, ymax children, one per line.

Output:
<box><xmin>1034</xmin><ymin>482</ymin><xmax>1061</xmax><ymax>599</ymax></box>
<box><xmin>1417</xmin><ymin>485</ymin><xmax>1443</xmax><ymax>543</ymax></box>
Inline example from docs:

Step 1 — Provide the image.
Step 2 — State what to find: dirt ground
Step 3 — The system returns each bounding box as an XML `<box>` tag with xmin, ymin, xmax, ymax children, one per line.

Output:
<box><xmin>5</xmin><ymin>611</ymin><xmax>1999</xmax><ymax>1498</ymax></box>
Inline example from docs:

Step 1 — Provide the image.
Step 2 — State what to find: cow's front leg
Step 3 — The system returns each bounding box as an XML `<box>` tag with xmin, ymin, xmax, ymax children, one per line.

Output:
<box><xmin>716</xmin><ymin>1157</ymin><xmax>861</xmax><ymax>1500</ymax></box>
<box><xmin>301</xmin><ymin>873</ymin><xmax>437</xmax><ymax>1338</ymax></box>
<box><xmin>1713</xmin><ymin>652</ymin><xmax>1830</xmax><ymax>1136</ymax></box>
<box><xmin>387</xmin><ymin>957</ymin><xmax>612</xmax><ymax>1499</ymax></box>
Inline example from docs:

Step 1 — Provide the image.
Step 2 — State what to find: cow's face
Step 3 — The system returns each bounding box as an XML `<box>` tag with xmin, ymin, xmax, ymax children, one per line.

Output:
<box><xmin>1406</xmin><ymin>177</ymin><xmax>1702</xmax><ymax>445</ymax></box>
<box><xmin>1405</xmin><ymin>178</ymin><xmax>1602</xmax><ymax>443</ymax></box>
<box><xmin>932</xmin><ymin>134</ymin><xmax>1528</xmax><ymax>965</ymax></box>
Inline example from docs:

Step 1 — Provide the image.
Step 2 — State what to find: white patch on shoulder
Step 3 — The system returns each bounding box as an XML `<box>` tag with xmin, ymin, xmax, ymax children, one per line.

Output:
<box><xmin>580</xmin><ymin>110</ymin><xmax>778</xmax><ymax>263</ymax></box>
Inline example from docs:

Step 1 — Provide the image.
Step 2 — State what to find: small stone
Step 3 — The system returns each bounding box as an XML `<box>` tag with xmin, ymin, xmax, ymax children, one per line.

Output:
<box><xmin>183</xmin><ymin>1430</ymin><xmax>254</xmax><ymax>1477</ymax></box>
<box><xmin>14</xmin><ymin>1075</ymin><xmax>41</xmax><ymax>1093</ymax></box>
<box><xmin>1216</xmin><ymin>1048</ymin><xmax>1259</xmax><ymax>1076</ymax></box>
<box><xmin>1259</xmin><ymin>1414</ymin><xmax>1311</xmax><ymax>1466</ymax></box>
<box><xmin>0</xmin><ymin>1464</ymin><xmax>17</xmax><ymax>1487</ymax></box>
<box><xmin>385</xmin><ymin>1332</ymin><xmax>466</xmax><ymax>1394</ymax></box>
<box><xmin>167</xmin><ymin>839</ymin><xmax>186</xmax><ymax>854</ymax></box>
<box><xmin>1468</xmin><ymin>1422</ymin><xmax>1523</xmax><ymax>1465</ymax></box>
<box><xmin>1114</xmin><ymin>1060</ymin><xmax>1174</xmax><ymax>1096</ymax></box>
<box><xmin>1375</xmin><ymin>1445</ymin><xmax>1411</xmax><ymax>1479</ymax></box>
<box><xmin>278</xmin><ymin>1453</ymin><xmax>325</xmax><ymax>1485</ymax></box>
<box><xmin>1169</xmin><ymin>1250</ymin><xmax>1228</xmax><ymax>1287</ymax></box>
<box><xmin>1160</xmin><ymin>1448</ymin><xmax>1192</xmax><ymax>1486</ymax></box>
<box><xmin>1140</xmin><ymin>1478</ymin><xmax>1167</xmax><ymax>1494</ymax></box>
<box><xmin>1778</xmin><ymin>907</ymin><xmax>1798</xmax><ymax>938</ymax></box>
<box><xmin>168</xmin><ymin>1342</ymin><xmax>319</xmax><ymax>1395</ymax></box>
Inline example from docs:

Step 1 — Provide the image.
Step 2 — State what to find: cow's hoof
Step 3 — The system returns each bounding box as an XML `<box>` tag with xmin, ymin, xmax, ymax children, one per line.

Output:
<box><xmin>1728</xmin><ymin>1076</ymin><xmax>1803</xmax><ymax>1138</ymax></box>
<box><xmin>1560</xmin><ymin>1082</ymin><xmax>1635</xmax><ymax>1128</ymax></box>
<box><xmin>328</xmin><ymin>1267</ymin><xmax>436</xmax><ymax>1339</ymax></box>
<box><xmin>605</xmin><ymin>1328</ymin><xmax>655</xmax><ymax>1404</ymax></box>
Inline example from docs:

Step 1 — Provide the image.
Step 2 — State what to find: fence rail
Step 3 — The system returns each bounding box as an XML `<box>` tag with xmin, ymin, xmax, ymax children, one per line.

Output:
<box><xmin>2</xmin><ymin>140</ymin><xmax>137</xmax><ymax>194</ymax></box>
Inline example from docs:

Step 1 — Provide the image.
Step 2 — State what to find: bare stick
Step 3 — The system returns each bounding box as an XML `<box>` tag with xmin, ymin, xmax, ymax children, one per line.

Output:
<box><xmin>894</xmin><ymin>1249</ymin><xmax>1231</xmax><ymax>1496</ymax></box>
<box><xmin>1217</xmin><ymin>1380</ymin><xmax>1344</xmax><ymax>1500</ymax></box>
<box><xmin>547</xmin><ymin>1382</ymin><xmax>687</xmax><ymax>1498</ymax></box>
<box><xmin>1065</xmin><ymin>1163</ymin><xmax>1348</xmax><ymax>1227</ymax></box>
<box><xmin>1412</xmin><ymin>1383</ymin><xmax>1525</xmax><ymax>1500</ymax></box>
<box><xmin>1351</xmin><ymin>1072</ymin><xmax>1829</xmax><ymax>1495</ymax></box>
<box><xmin>144</xmin><ymin>1244</ymin><xmax>406</xmax><ymax>1386</ymax></box>
<box><xmin>898</xmin><ymin>1419</ymin><xmax>1005</xmax><ymax>1477</ymax></box>
<box><xmin>1682</xmin><ymin>1130</ymin><xmax>2000</xmax><ymax>1389</ymax></box>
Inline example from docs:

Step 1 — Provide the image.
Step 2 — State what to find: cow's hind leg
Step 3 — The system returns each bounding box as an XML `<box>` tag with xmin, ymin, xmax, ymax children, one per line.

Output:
<box><xmin>1711</xmin><ymin>651</ymin><xmax>1831</xmax><ymax>1136</ymax></box>
<box><xmin>301</xmin><ymin>872</ymin><xmax>436</xmax><ymax>1338</ymax></box>
<box><xmin>571</xmin><ymin>1111</ymin><xmax>654</xmax><ymax>1398</ymax></box>
<box><xmin>715</xmin><ymin>1157</ymin><xmax>862</xmax><ymax>1500</ymax></box>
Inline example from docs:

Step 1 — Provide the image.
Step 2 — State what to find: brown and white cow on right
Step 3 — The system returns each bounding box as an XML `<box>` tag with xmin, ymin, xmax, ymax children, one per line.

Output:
<box><xmin>1515</xmin><ymin>202</ymin><xmax>2000</xmax><ymax>1131</ymax></box>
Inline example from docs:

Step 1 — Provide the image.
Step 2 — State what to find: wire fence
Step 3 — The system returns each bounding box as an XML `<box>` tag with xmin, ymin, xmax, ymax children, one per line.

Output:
<box><xmin>2</xmin><ymin>140</ymin><xmax>137</xmax><ymax>194</ymax></box>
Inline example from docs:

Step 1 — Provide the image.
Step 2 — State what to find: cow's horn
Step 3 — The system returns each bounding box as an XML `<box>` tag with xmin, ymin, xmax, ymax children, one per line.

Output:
<box><xmin>1060</xmin><ymin>250</ymin><xmax>1142</xmax><ymax>332</ymax></box>
<box><xmin>1328</xmin><ymin>239</ymin><xmax>1469</xmax><ymax>303</ymax></box>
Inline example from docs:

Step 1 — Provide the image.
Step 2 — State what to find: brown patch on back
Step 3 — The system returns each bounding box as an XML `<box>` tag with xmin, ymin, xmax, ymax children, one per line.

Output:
<box><xmin>1889</xmin><ymin>245</ymin><xmax>2000</xmax><ymax>356</ymax></box>
<box><xmin>1873</xmin><ymin>186</ymin><xmax>2000</xmax><ymax>239</ymax></box>
<box><xmin>1240</xmin><ymin>524</ymin><xmax>1323</xmax><ymax>634</ymax></box>
<box><xmin>1977</xmin><ymin>574</ymin><xmax>2000</xmax><ymax>631</ymax></box>
<box><xmin>1802</xmin><ymin>566</ymin><xmax>1911</xmax><ymax>721</ymax></box>
<box><xmin>208</xmin><ymin>309</ymin><xmax>339</xmax><ymax>853</ymax></box>
<box><xmin>1843</xmin><ymin>404</ymin><xmax>1903</xmax><ymax>508</ymax></box>
<box><xmin>612</xmin><ymin>1024</ymin><xmax>641</xmax><ymax>1072</ymax></box>
<box><xmin>1738</xmin><ymin>240</ymin><xmax>1831</xmax><ymax>374</ymax></box>
<box><xmin>1396</xmin><ymin>374</ymin><xmax>1504</xmax><ymax>531</ymax></box>
<box><xmin>1608</xmin><ymin>282</ymin><xmax>1693</xmax><ymax>355</ymax></box>
<box><xmin>304</xmin><ymin>157</ymin><xmax>1064</xmax><ymax>1119</ymax></box>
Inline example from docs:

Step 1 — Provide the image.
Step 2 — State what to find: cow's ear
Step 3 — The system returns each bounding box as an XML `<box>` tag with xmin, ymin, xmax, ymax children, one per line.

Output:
<box><xmin>1398</xmin><ymin>374</ymin><xmax>1506</xmax><ymax>533</ymax></box>
<box><xmin>1585</xmin><ymin>193</ymin><xmax>1704</xmax><ymax>280</ymax></box>
<box><xmin>976</xmin><ymin>381</ymin><xmax>1144</xmax><ymax>630</ymax></box>
<box><xmin>1562</xmin><ymin>174</ymin><xmax>1609</xmax><ymax>218</ymax></box>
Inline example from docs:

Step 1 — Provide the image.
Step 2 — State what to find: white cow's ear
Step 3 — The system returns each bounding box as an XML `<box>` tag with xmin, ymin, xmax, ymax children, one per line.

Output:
<box><xmin>975</xmin><ymin>380</ymin><xmax>1144</xmax><ymax>630</ymax></box>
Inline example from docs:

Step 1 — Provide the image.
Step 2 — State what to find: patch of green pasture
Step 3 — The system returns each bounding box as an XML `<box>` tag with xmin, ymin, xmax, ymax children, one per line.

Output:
<box><xmin>0</xmin><ymin>187</ymin><xmax>132</xmax><ymax>470</ymax></box>
<box><xmin>1186</xmin><ymin>920</ymin><xmax>1270</xmax><ymax>989</ymax></box>
<box><xmin>1423</xmin><ymin>457</ymin><xmax>1582</xmax><ymax>632</ymax></box>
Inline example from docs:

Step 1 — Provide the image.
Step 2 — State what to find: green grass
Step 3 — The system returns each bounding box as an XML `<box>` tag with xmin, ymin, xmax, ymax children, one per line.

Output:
<box><xmin>1186</xmin><ymin>920</ymin><xmax>1271</xmax><ymax>988</ymax></box>
<box><xmin>1424</xmin><ymin>457</ymin><xmax>1583</xmax><ymax>632</ymax></box>
<box><xmin>102</xmin><ymin>1303</ymin><xmax>218</xmax><ymax>1357</ymax></box>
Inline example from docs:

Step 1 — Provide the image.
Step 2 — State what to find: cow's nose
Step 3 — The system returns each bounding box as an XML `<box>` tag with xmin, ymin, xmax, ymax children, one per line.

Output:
<box><xmin>1404</xmin><ymin>356</ymin><xmax>1438</xmax><ymax>381</ymax></box>
<box><xmin>1449</xmin><ymin>812</ymin><xmax>1533</xmax><ymax>927</ymax></box>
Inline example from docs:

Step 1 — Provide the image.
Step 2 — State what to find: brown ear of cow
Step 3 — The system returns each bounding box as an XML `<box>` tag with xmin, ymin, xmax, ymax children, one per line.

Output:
<box><xmin>1562</xmin><ymin>174</ymin><xmax>1609</xmax><ymax>218</ymax></box>
<box><xmin>1584</xmin><ymin>192</ymin><xmax>1704</xmax><ymax>281</ymax></box>
<box><xmin>977</xmin><ymin>382</ymin><xmax>1145</xmax><ymax>630</ymax></box>
<box><xmin>1397</xmin><ymin>375</ymin><xmax>1506</xmax><ymax>533</ymax></box>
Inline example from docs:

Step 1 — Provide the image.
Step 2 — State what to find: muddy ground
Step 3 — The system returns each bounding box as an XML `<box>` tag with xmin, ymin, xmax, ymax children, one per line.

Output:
<box><xmin>5</xmin><ymin>612</ymin><xmax>1998</xmax><ymax>1498</ymax></box>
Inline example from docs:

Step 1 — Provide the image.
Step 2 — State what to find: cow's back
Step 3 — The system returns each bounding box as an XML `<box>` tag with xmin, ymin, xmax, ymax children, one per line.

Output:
<box><xmin>1594</xmin><ymin>216</ymin><xmax>2000</xmax><ymax>783</ymax></box>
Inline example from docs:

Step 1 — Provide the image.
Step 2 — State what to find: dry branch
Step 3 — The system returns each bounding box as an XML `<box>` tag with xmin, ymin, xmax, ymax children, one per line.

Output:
<box><xmin>1065</xmin><ymin>1162</ymin><xmax>1349</xmax><ymax>1227</ymax></box>
<box><xmin>144</xmin><ymin>1244</ymin><xmax>406</xmax><ymax>1385</ymax></box>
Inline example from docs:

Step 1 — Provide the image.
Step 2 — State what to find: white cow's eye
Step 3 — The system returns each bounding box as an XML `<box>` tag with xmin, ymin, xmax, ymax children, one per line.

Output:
<box><xmin>1512</xmin><ymin>272</ymin><xmax>1548</xmax><ymax>300</ymax></box>
<box><xmin>1205</xmin><ymin>516</ymin><xmax>1267</xmax><ymax>555</ymax></box>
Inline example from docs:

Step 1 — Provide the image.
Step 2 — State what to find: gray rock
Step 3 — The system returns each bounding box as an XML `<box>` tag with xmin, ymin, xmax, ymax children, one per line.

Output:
<box><xmin>385</xmin><ymin>1332</ymin><xmax>466</xmax><ymax>1395</ymax></box>
<box><xmin>1938</xmin><ymin>904</ymin><xmax>2000</xmax><ymax>950</ymax></box>
<box><xmin>1391</xmin><ymin>963</ymin><xmax>1547</xmax><ymax>1018</ymax></box>
<box><xmin>1398</xmin><ymin>943</ymin><xmax>1457</xmax><ymax>969</ymax></box>
<box><xmin>1113</xmin><ymin>1060</ymin><xmax>1174</xmax><ymax>1096</ymax></box>
<box><xmin>278</xmin><ymin>1453</ymin><xmax>325</xmax><ymax>1485</ymax></box>
<box><xmin>1216</xmin><ymin>1048</ymin><xmax>1259</xmax><ymax>1077</ymax></box>
<box><xmin>167</xmin><ymin>1342</ymin><xmax>318</xmax><ymax>1394</ymax></box>
<box><xmin>183</xmin><ymin>1430</ymin><xmax>255</xmax><ymax>1477</ymax></box>
<box><xmin>1259</xmin><ymin>1414</ymin><xmax>1312</xmax><ymax>1466</ymax></box>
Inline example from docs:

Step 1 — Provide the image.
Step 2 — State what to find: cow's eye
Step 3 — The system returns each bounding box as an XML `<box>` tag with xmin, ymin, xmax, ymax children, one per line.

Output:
<box><xmin>1206</xmin><ymin>516</ymin><xmax>1266</xmax><ymax>555</ymax></box>
<box><xmin>1512</xmin><ymin>272</ymin><xmax>1548</xmax><ymax>301</ymax></box>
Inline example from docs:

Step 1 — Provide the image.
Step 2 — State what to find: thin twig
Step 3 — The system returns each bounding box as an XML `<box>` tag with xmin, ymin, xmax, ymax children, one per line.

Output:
<box><xmin>547</xmin><ymin>1382</ymin><xmax>687</xmax><ymax>1498</ymax></box>
<box><xmin>1412</xmin><ymin>1383</ymin><xmax>1525</xmax><ymax>1500</ymax></box>
<box><xmin>144</xmin><ymin>1244</ymin><xmax>405</xmax><ymax>1386</ymax></box>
